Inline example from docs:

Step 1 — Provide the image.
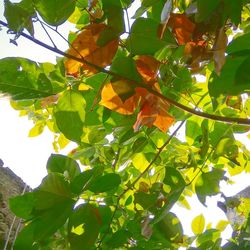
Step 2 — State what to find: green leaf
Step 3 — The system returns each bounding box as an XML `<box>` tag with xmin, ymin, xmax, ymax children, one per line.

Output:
<box><xmin>195</xmin><ymin>168</ymin><xmax>225</xmax><ymax>205</ymax></box>
<box><xmin>153</xmin><ymin>168</ymin><xmax>185</xmax><ymax>224</ymax></box>
<box><xmin>196</xmin><ymin>0</ymin><xmax>220</xmax><ymax>22</ymax></box>
<box><xmin>97</xmin><ymin>0</ymin><xmax>124</xmax><ymax>46</ymax></box>
<box><xmin>34</xmin><ymin>0</ymin><xmax>76</xmax><ymax>26</ymax></box>
<box><xmin>191</xmin><ymin>214</ymin><xmax>205</xmax><ymax>235</ymax></box>
<box><xmin>126</xmin><ymin>18</ymin><xmax>168</xmax><ymax>55</ymax></box>
<box><xmin>208</xmin><ymin>56</ymin><xmax>250</xmax><ymax>97</ymax></box>
<box><xmin>185</xmin><ymin>117</ymin><xmax>203</xmax><ymax>145</ymax></box>
<box><xmin>89</xmin><ymin>173</ymin><xmax>121</xmax><ymax>193</ymax></box>
<box><xmin>9</xmin><ymin>192</ymin><xmax>35</xmax><ymax>220</ymax></box>
<box><xmin>172</xmin><ymin>67</ymin><xmax>192</xmax><ymax>92</ymax></box>
<box><xmin>106</xmin><ymin>230</ymin><xmax>131</xmax><ymax>248</ymax></box>
<box><xmin>33</xmin><ymin>173</ymin><xmax>73</xmax><ymax>210</ymax></box>
<box><xmin>13</xmin><ymin>181</ymin><xmax>74</xmax><ymax>249</ymax></box>
<box><xmin>0</xmin><ymin>58</ymin><xmax>55</xmax><ymax>100</ymax></box>
<box><xmin>163</xmin><ymin>167</ymin><xmax>186</xmax><ymax>193</ymax></box>
<box><xmin>209</xmin><ymin>122</ymin><xmax>233</xmax><ymax>147</ymax></box>
<box><xmin>154</xmin><ymin>212</ymin><xmax>183</xmax><ymax>243</ymax></box>
<box><xmin>132</xmin><ymin>137</ymin><xmax>148</xmax><ymax>153</ymax></box>
<box><xmin>196</xmin><ymin>229</ymin><xmax>221</xmax><ymax>247</ymax></box>
<box><xmin>4</xmin><ymin>0</ymin><xmax>35</xmax><ymax>35</ymax></box>
<box><xmin>224</xmin><ymin>0</ymin><xmax>243</xmax><ymax>25</ymax></box>
<box><xmin>82</xmin><ymin>73</ymin><xmax>107</xmax><ymax>126</ymax></box>
<box><xmin>227</xmin><ymin>33</ymin><xmax>250</xmax><ymax>55</ymax></box>
<box><xmin>31</xmin><ymin>199</ymin><xmax>74</xmax><ymax>241</ymax></box>
<box><xmin>54</xmin><ymin>90</ymin><xmax>86</xmax><ymax>143</ymax></box>
<box><xmin>46</xmin><ymin>154</ymin><xmax>80</xmax><ymax>181</ymax></box>
<box><xmin>70</xmin><ymin>166</ymin><xmax>103</xmax><ymax>194</ymax></box>
<box><xmin>213</xmin><ymin>137</ymin><xmax>238</xmax><ymax>160</ymax></box>
<box><xmin>68</xmin><ymin>204</ymin><xmax>101</xmax><ymax>250</ymax></box>
<box><xmin>134</xmin><ymin>192</ymin><xmax>158</xmax><ymax>210</ymax></box>
<box><xmin>132</xmin><ymin>0</ymin><xmax>157</xmax><ymax>18</ymax></box>
<box><xmin>111</xmin><ymin>52</ymin><xmax>142</xmax><ymax>82</ymax></box>
<box><xmin>13</xmin><ymin>223</ymin><xmax>38</xmax><ymax>250</ymax></box>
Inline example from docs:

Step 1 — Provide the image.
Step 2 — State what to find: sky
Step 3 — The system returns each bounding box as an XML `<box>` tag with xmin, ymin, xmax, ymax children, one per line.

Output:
<box><xmin>0</xmin><ymin>0</ymin><xmax>250</xmax><ymax>243</ymax></box>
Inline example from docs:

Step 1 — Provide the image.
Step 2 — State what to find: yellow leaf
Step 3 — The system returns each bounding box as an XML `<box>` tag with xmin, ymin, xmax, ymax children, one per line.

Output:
<box><xmin>28</xmin><ymin>122</ymin><xmax>45</xmax><ymax>137</ymax></box>
<box><xmin>216</xmin><ymin>220</ymin><xmax>229</xmax><ymax>232</ymax></box>
<box><xmin>191</xmin><ymin>214</ymin><xmax>205</xmax><ymax>235</ymax></box>
<box><xmin>206</xmin><ymin>222</ymin><xmax>212</xmax><ymax>230</ymax></box>
<box><xmin>132</xmin><ymin>153</ymin><xmax>150</xmax><ymax>172</ymax></box>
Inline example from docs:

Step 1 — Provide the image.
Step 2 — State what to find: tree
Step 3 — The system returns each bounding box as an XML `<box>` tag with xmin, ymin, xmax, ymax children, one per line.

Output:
<box><xmin>1</xmin><ymin>0</ymin><xmax>250</xmax><ymax>249</ymax></box>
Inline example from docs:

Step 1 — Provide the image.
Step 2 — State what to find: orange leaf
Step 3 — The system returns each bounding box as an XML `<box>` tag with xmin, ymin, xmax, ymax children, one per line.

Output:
<box><xmin>168</xmin><ymin>14</ymin><xmax>196</xmax><ymax>45</ymax></box>
<box><xmin>100</xmin><ymin>80</ymin><xmax>175</xmax><ymax>132</ymax></box>
<box><xmin>100</xmin><ymin>81</ymin><xmax>137</xmax><ymax>115</ymax></box>
<box><xmin>133</xmin><ymin>89</ymin><xmax>174</xmax><ymax>133</ymax></box>
<box><xmin>65</xmin><ymin>23</ymin><xmax>118</xmax><ymax>77</ymax></box>
<box><xmin>135</xmin><ymin>55</ymin><xmax>161</xmax><ymax>82</ymax></box>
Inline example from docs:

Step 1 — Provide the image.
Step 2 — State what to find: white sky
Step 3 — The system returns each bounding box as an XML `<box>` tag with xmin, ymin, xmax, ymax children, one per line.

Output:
<box><xmin>0</xmin><ymin>0</ymin><xmax>250</xmax><ymax>243</ymax></box>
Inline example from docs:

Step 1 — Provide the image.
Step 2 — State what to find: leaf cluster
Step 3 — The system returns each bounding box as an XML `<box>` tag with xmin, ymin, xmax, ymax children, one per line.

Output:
<box><xmin>1</xmin><ymin>0</ymin><xmax>250</xmax><ymax>249</ymax></box>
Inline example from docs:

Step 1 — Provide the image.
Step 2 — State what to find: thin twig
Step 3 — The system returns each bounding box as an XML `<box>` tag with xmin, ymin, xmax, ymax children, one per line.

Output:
<box><xmin>38</xmin><ymin>19</ymin><xmax>57</xmax><ymax>48</ymax></box>
<box><xmin>1</xmin><ymin>20</ymin><xmax>250</xmax><ymax>125</ymax></box>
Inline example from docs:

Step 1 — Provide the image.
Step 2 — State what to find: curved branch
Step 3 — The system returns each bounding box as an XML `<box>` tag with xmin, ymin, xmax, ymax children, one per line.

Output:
<box><xmin>1</xmin><ymin>20</ymin><xmax>250</xmax><ymax>125</ymax></box>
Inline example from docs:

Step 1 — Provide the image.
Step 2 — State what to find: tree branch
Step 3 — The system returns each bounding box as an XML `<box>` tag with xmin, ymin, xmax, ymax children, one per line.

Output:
<box><xmin>1</xmin><ymin>20</ymin><xmax>250</xmax><ymax>125</ymax></box>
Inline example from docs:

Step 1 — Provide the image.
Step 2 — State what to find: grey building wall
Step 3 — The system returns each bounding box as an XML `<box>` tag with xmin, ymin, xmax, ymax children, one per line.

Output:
<box><xmin>0</xmin><ymin>160</ymin><xmax>31</xmax><ymax>249</ymax></box>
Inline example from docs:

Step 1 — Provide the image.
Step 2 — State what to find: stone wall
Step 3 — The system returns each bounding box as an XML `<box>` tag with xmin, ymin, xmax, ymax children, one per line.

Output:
<box><xmin>0</xmin><ymin>159</ymin><xmax>31</xmax><ymax>249</ymax></box>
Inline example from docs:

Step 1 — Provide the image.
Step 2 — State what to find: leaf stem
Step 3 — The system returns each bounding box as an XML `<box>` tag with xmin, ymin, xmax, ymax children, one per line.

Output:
<box><xmin>1</xmin><ymin>20</ymin><xmax>250</xmax><ymax>125</ymax></box>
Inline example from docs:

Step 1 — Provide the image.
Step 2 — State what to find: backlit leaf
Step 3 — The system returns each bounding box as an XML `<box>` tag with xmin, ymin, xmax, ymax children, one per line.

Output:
<box><xmin>34</xmin><ymin>0</ymin><xmax>75</xmax><ymax>26</ymax></box>
<box><xmin>135</xmin><ymin>55</ymin><xmax>160</xmax><ymax>82</ymax></box>
<box><xmin>46</xmin><ymin>154</ymin><xmax>80</xmax><ymax>181</ymax></box>
<box><xmin>54</xmin><ymin>90</ymin><xmax>86</xmax><ymax>143</ymax></box>
<box><xmin>65</xmin><ymin>23</ymin><xmax>118</xmax><ymax>77</ymax></box>
<box><xmin>168</xmin><ymin>14</ymin><xmax>196</xmax><ymax>45</ymax></box>
<box><xmin>4</xmin><ymin>0</ymin><xmax>34</xmax><ymax>35</ymax></box>
<box><xmin>0</xmin><ymin>58</ymin><xmax>55</xmax><ymax>100</ymax></box>
<box><xmin>195</xmin><ymin>168</ymin><xmax>225</xmax><ymax>205</ymax></box>
<box><xmin>133</xmin><ymin>87</ymin><xmax>175</xmax><ymax>133</ymax></box>
<box><xmin>191</xmin><ymin>214</ymin><xmax>205</xmax><ymax>235</ymax></box>
<box><xmin>28</xmin><ymin>122</ymin><xmax>45</xmax><ymax>137</ymax></box>
<box><xmin>100</xmin><ymin>81</ymin><xmax>137</xmax><ymax>115</ymax></box>
<box><xmin>154</xmin><ymin>212</ymin><xmax>183</xmax><ymax>243</ymax></box>
<box><xmin>68</xmin><ymin>204</ymin><xmax>101</xmax><ymax>250</ymax></box>
<box><xmin>227</xmin><ymin>33</ymin><xmax>250</xmax><ymax>55</ymax></box>
<box><xmin>208</xmin><ymin>56</ymin><xmax>250</xmax><ymax>97</ymax></box>
<box><xmin>126</xmin><ymin>18</ymin><xmax>167</xmax><ymax>55</ymax></box>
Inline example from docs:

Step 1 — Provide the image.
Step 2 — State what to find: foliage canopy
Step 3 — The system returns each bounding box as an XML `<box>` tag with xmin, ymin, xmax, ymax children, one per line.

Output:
<box><xmin>1</xmin><ymin>0</ymin><xmax>250</xmax><ymax>249</ymax></box>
